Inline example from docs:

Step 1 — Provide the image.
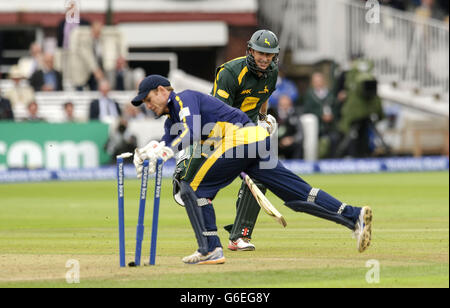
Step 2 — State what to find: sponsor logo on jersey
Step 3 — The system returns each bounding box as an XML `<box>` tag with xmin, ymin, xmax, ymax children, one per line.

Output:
<box><xmin>258</xmin><ymin>86</ymin><xmax>269</xmax><ymax>94</ymax></box>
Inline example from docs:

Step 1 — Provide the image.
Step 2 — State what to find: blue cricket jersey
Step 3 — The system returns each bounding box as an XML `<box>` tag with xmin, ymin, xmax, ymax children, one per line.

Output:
<box><xmin>161</xmin><ymin>90</ymin><xmax>253</xmax><ymax>152</ymax></box>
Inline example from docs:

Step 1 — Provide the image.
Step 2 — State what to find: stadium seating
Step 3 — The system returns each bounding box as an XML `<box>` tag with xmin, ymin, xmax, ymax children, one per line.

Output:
<box><xmin>14</xmin><ymin>91</ymin><xmax>134</xmax><ymax>123</ymax></box>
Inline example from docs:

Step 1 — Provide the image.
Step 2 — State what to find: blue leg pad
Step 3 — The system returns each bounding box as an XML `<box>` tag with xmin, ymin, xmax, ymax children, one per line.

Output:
<box><xmin>285</xmin><ymin>201</ymin><xmax>355</xmax><ymax>230</ymax></box>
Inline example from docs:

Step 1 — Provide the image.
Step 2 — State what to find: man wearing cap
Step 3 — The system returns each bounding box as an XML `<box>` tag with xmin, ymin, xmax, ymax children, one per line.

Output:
<box><xmin>131</xmin><ymin>74</ymin><xmax>373</xmax><ymax>265</ymax></box>
<box><xmin>5</xmin><ymin>65</ymin><xmax>35</xmax><ymax>109</ymax></box>
<box><xmin>173</xmin><ymin>30</ymin><xmax>281</xmax><ymax>252</ymax></box>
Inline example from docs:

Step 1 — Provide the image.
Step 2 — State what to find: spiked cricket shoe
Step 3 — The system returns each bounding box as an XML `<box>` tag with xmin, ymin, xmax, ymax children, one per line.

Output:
<box><xmin>228</xmin><ymin>237</ymin><xmax>256</xmax><ymax>251</ymax></box>
<box><xmin>182</xmin><ymin>247</ymin><xmax>225</xmax><ymax>265</ymax></box>
<box><xmin>353</xmin><ymin>206</ymin><xmax>373</xmax><ymax>253</ymax></box>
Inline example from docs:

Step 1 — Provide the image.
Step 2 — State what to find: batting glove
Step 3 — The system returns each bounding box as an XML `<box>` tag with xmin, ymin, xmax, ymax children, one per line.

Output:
<box><xmin>258</xmin><ymin>114</ymin><xmax>278</xmax><ymax>136</ymax></box>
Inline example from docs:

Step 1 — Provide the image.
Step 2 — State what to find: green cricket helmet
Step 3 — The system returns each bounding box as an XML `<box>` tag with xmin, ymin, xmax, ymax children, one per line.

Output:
<box><xmin>246</xmin><ymin>29</ymin><xmax>280</xmax><ymax>77</ymax></box>
<box><xmin>248</xmin><ymin>29</ymin><xmax>280</xmax><ymax>54</ymax></box>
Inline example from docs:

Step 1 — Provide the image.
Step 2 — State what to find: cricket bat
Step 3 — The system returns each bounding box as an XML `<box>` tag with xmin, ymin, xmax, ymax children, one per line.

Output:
<box><xmin>240</xmin><ymin>172</ymin><xmax>287</xmax><ymax>228</ymax></box>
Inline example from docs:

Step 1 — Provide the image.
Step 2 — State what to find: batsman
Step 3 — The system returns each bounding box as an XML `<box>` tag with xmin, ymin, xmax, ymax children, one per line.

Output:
<box><xmin>130</xmin><ymin>74</ymin><xmax>373</xmax><ymax>265</ymax></box>
<box><xmin>173</xmin><ymin>30</ymin><xmax>280</xmax><ymax>251</ymax></box>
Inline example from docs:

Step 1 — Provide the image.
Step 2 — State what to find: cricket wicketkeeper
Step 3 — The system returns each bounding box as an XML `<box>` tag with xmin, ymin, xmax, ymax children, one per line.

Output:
<box><xmin>131</xmin><ymin>74</ymin><xmax>373</xmax><ymax>265</ymax></box>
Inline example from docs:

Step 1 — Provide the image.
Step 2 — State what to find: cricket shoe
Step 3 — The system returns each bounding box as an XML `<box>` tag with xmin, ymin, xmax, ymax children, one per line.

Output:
<box><xmin>228</xmin><ymin>237</ymin><xmax>255</xmax><ymax>251</ymax></box>
<box><xmin>353</xmin><ymin>206</ymin><xmax>373</xmax><ymax>253</ymax></box>
<box><xmin>182</xmin><ymin>247</ymin><xmax>225</xmax><ymax>265</ymax></box>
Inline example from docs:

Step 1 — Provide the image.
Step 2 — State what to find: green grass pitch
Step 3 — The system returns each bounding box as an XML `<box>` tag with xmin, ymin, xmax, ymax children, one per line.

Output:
<box><xmin>0</xmin><ymin>171</ymin><xmax>448</xmax><ymax>288</ymax></box>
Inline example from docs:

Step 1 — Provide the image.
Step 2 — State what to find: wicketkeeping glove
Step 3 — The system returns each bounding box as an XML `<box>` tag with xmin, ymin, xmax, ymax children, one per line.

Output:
<box><xmin>133</xmin><ymin>146</ymin><xmax>150</xmax><ymax>179</ymax></box>
<box><xmin>134</xmin><ymin>141</ymin><xmax>174</xmax><ymax>178</ymax></box>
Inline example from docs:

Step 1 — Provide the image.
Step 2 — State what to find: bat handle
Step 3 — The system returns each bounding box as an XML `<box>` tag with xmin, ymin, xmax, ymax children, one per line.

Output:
<box><xmin>240</xmin><ymin>172</ymin><xmax>248</xmax><ymax>179</ymax></box>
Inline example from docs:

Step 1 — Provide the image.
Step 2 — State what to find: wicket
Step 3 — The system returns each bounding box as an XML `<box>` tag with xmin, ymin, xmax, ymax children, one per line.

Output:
<box><xmin>116</xmin><ymin>153</ymin><xmax>164</xmax><ymax>267</ymax></box>
<box><xmin>116</xmin><ymin>154</ymin><xmax>128</xmax><ymax>268</ymax></box>
<box><xmin>133</xmin><ymin>160</ymin><xmax>150</xmax><ymax>266</ymax></box>
<box><xmin>149</xmin><ymin>158</ymin><xmax>163</xmax><ymax>265</ymax></box>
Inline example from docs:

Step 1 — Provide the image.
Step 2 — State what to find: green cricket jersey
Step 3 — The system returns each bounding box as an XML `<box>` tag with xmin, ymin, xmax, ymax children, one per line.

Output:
<box><xmin>211</xmin><ymin>56</ymin><xmax>278</xmax><ymax>123</ymax></box>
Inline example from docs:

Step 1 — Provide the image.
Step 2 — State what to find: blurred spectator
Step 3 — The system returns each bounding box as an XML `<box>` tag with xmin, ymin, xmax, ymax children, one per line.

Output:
<box><xmin>25</xmin><ymin>101</ymin><xmax>45</xmax><ymax>122</ymax></box>
<box><xmin>29</xmin><ymin>53</ymin><xmax>63</xmax><ymax>92</ymax></box>
<box><xmin>17</xmin><ymin>42</ymin><xmax>43</xmax><ymax>79</ymax></box>
<box><xmin>105</xmin><ymin>118</ymin><xmax>137</xmax><ymax>163</ymax></box>
<box><xmin>107</xmin><ymin>56</ymin><xmax>135</xmax><ymax>91</ymax></box>
<box><xmin>69</xmin><ymin>21</ymin><xmax>104</xmax><ymax>90</ymax></box>
<box><xmin>415</xmin><ymin>0</ymin><xmax>446</xmax><ymax>21</ymax></box>
<box><xmin>62</xmin><ymin>101</ymin><xmax>81</xmax><ymax>122</ymax></box>
<box><xmin>133</xmin><ymin>67</ymin><xmax>146</xmax><ymax>90</ymax></box>
<box><xmin>89</xmin><ymin>80</ymin><xmax>122</xmax><ymax>122</ymax></box>
<box><xmin>271</xmin><ymin>95</ymin><xmax>303</xmax><ymax>159</ymax></box>
<box><xmin>4</xmin><ymin>65</ymin><xmax>35</xmax><ymax>108</ymax></box>
<box><xmin>91</xmin><ymin>21</ymin><xmax>105</xmax><ymax>72</ymax></box>
<box><xmin>0</xmin><ymin>94</ymin><xmax>14</xmax><ymax>120</ymax></box>
<box><xmin>303</xmin><ymin>72</ymin><xmax>341</xmax><ymax>158</ymax></box>
<box><xmin>268</xmin><ymin>67</ymin><xmax>299</xmax><ymax>109</ymax></box>
<box><xmin>122</xmin><ymin>103</ymin><xmax>147</xmax><ymax>121</ymax></box>
<box><xmin>69</xmin><ymin>21</ymin><xmax>126</xmax><ymax>91</ymax></box>
<box><xmin>124</xmin><ymin>101</ymin><xmax>155</xmax><ymax>119</ymax></box>
<box><xmin>56</xmin><ymin>1</ymin><xmax>90</xmax><ymax>49</ymax></box>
